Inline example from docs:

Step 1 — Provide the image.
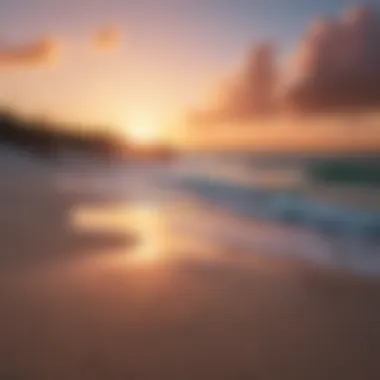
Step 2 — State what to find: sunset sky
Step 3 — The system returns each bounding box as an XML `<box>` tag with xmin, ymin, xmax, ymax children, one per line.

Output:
<box><xmin>0</xmin><ymin>0</ymin><xmax>379</xmax><ymax>145</ymax></box>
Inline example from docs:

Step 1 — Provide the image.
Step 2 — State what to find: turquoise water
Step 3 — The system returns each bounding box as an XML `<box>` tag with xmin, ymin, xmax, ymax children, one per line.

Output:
<box><xmin>166</xmin><ymin>155</ymin><xmax>380</xmax><ymax>232</ymax></box>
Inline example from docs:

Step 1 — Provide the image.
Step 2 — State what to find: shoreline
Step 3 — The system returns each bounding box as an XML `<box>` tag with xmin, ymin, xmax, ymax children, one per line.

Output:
<box><xmin>0</xmin><ymin>162</ymin><xmax>380</xmax><ymax>379</ymax></box>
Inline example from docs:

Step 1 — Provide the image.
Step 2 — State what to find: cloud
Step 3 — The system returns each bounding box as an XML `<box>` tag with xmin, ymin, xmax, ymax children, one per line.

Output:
<box><xmin>287</xmin><ymin>5</ymin><xmax>380</xmax><ymax>112</ymax></box>
<box><xmin>189</xmin><ymin>43</ymin><xmax>277</xmax><ymax>125</ymax></box>
<box><xmin>93</xmin><ymin>28</ymin><xmax>120</xmax><ymax>51</ymax></box>
<box><xmin>0</xmin><ymin>37</ymin><xmax>59</xmax><ymax>68</ymax></box>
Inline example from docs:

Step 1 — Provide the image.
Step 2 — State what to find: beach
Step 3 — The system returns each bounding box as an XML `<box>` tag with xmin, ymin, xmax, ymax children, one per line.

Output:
<box><xmin>1</xmin><ymin>0</ymin><xmax>380</xmax><ymax>378</ymax></box>
<box><xmin>0</xmin><ymin>157</ymin><xmax>380</xmax><ymax>380</ymax></box>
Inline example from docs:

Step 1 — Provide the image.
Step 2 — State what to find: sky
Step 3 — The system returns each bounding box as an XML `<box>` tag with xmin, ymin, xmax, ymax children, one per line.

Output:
<box><xmin>0</xmin><ymin>0</ymin><xmax>379</xmax><ymax>140</ymax></box>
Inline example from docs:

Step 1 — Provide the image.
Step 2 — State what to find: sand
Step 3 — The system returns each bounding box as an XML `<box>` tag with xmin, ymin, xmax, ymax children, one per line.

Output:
<box><xmin>0</xmin><ymin>173</ymin><xmax>380</xmax><ymax>380</ymax></box>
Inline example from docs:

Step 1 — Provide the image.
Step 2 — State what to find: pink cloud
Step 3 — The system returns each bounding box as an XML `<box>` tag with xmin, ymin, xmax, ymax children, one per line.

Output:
<box><xmin>287</xmin><ymin>5</ymin><xmax>380</xmax><ymax>111</ymax></box>
<box><xmin>93</xmin><ymin>27</ymin><xmax>120</xmax><ymax>51</ymax></box>
<box><xmin>0</xmin><ymin>37</ymin><xmax>59</xmax><ymax>68</ymax></box>
<box><xmin>189</xmin><ymin>43</ymin><xmax>277</xmax><ymax>125</ymax></box>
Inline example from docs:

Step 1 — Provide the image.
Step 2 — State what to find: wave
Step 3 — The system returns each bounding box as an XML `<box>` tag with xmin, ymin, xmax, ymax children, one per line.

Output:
<box><xmin>172</xmin><ymin>175</ymin><xmax>380</xmax><ymax>241</ymax></box>
<box><xmin>309</xmin><ymin>160</ymin><xmax>380</xmax><ymax>186</ymax></box>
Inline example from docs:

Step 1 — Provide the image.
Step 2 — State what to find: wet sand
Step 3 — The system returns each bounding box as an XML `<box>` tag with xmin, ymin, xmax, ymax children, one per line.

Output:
<box><xmin>1</xmin><ymin>176</ymin><xmax>380</xmax><ymax>380</ymax></box>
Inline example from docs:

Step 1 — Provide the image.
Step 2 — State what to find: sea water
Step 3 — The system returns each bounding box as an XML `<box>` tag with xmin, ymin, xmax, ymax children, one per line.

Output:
<box><xmin>56</xmin><ymin>152</ymin><xmax>380</xmax><ymax>276</ymax></box>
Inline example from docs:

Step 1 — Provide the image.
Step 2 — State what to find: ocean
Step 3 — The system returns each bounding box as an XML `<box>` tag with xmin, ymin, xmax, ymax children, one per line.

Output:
<box><xmin>56</xmin><ymin>151</ymin><xmax>380</xmax><ymax>276</ymax></box>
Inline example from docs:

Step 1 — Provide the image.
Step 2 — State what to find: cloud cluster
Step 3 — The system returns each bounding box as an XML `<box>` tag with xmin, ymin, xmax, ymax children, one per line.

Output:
<box><xmin>287</xmin><ymin>5</ymin><xmax>380</xmax><ymax>111</ymax></box>
<box><xmin>190</xmin><ymin>4</ymin><xmax>380</xmax><ymax>124</ymax></box>
<box><xmin>0</xmin><ymin>37</ymin><xmax>59</xmax><ymax>68</ymax></box>
<box><xmin>190</xmin><ymin>43</ymin><xmax>277</xmax><ymax>125</ymax></box>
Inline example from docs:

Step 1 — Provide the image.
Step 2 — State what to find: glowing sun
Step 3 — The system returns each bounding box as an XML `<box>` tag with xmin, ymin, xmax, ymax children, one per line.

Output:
<box><xmin>127</xmin><ymin>115</ymin><xmax>160</xmax><ymax>145</ymax></box>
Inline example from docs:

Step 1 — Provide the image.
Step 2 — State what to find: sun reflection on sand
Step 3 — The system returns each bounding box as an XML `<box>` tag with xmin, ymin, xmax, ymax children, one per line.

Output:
<box><xmin>127</xmin><ymin>204</ymin><xmax>166</xmax><ymax>262</ymax></box>
<box><xmin>71</xmin><ymin>202</ymin><xmax>172</xmax><ymax>264</ymax></box>
<box><xmin>69</xmin><ymin>200</ymin><xmax>226</xmax><ymax>272</ymax></box>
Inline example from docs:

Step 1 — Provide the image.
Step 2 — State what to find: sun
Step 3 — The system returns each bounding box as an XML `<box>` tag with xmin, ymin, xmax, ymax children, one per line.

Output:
<box><xmin>126</xmin><ymin>114</ymin><xmax>160</xmax><ymax>146</ymax></box>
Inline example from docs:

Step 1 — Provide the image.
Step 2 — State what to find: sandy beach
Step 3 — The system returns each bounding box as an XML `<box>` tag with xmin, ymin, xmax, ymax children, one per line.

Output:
<box><xmin>0</xmin><ymin>169</ymin><xmax>379</xmax><ymax>380</ymax></box>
